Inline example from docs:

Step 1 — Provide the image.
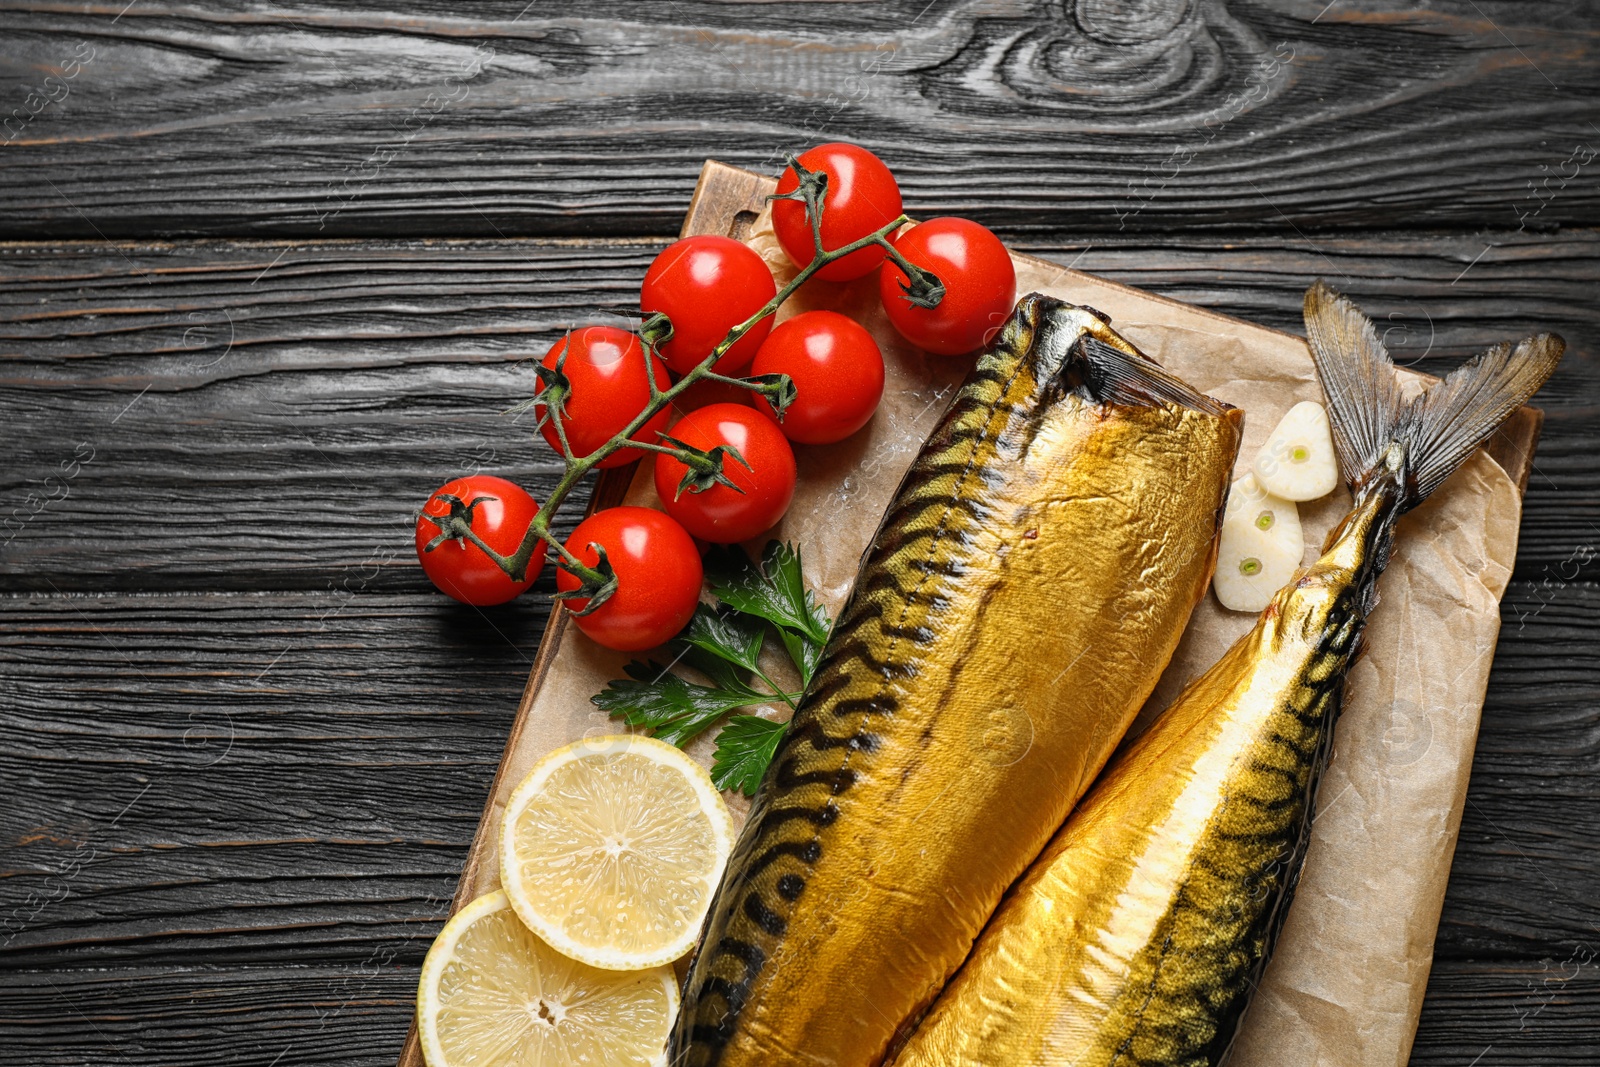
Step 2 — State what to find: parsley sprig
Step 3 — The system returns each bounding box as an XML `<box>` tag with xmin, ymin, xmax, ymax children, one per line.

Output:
<box><xmin>591</xmin><ymin>540</ymin><xmax>830</xmax><ymax>795</ymax></box>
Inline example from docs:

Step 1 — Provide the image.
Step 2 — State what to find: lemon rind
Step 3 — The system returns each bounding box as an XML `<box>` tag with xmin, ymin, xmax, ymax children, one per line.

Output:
<box><xmin>498</xmin><ymin>733</ymin><xmax>736</xmax><ymax>971</ymax></box>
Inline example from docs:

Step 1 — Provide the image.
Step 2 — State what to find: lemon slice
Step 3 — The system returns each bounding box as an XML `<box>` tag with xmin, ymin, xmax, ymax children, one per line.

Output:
<box><xmin>417</xmin><ymin>889</ymin><xmax>678</xmax><ymax>1067</ymax></box>
<box><xmin>500</xmin><ymin>733</ymin><xmax>736</xmax><ymax>971</ymax></box>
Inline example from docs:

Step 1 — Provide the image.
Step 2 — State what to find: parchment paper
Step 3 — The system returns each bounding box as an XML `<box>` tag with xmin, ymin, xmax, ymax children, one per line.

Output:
<box><xmin>469</xmin><ymin>208</ymin><xmax>1523</xmax><ymax>1067</ymax></box>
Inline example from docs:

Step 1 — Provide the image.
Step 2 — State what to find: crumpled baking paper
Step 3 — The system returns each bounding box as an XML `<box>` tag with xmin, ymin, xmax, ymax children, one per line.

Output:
<box><xmin>463</xmin><ymin>205</ymin><xmax>1521</xmax><ymax>1067</ymax></box>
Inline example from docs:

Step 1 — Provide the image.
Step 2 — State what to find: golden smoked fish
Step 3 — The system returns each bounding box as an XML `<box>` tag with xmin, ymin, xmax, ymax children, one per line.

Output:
<box><xmin>672</xmin><ymin>293</ymin><xmax>1243</xmax><ymax>1067</ymax></box>
<box><xmin>891</xmin><ymin>282</ymin><xmax>1564</xmax><ymax>1067</ymax></box>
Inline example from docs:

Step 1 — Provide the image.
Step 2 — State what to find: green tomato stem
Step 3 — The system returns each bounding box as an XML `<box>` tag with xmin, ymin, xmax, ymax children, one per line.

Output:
<box><xmin>752</xmin><ymin>668</ymin><xmax>802</xmax><ymax>711</ymax></box>
<box><xmin>491</xmin><ymin>192</ymin><xmax>933</xmax><ymax>595</ymax></box>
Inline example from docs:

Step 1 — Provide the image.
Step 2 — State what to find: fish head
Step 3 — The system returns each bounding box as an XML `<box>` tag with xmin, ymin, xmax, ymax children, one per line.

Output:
<box><xmin>986</xmin><ymin>293</ymin><xmax>1142</xmax><ymax>391</ymax></box>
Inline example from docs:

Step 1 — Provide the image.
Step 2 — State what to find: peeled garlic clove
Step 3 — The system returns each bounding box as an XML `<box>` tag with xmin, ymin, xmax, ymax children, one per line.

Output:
<box><xmin>1253</xmin><ymin>400</ymin><xmax>1340</xmax><ymax>501</ymax></box>
<box><xmin>1214</xmin><ymin>473</ymin><xmax>1304</xmax><ymax>613</ymax></box>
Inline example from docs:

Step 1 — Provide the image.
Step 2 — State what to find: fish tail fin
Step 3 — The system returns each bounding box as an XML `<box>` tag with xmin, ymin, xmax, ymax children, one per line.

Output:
<box><xmin>1302</xmin><ymin>280</ymin><xmax>1564</xmax><ymax>508</ymax></box>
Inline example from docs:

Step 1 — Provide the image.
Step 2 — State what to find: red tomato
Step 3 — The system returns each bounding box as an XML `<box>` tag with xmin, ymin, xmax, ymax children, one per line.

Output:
<box><xmin>653</xmin><ymin>403</ymin><xmax>796</xmax><ymax>543</ymax></box>
<box><xmin>879</xmin><ymin>217</ymin><xmax>1017</xmax><ymax>357</ymax></box>
<box><xmin>640</xmin><ymin>236</ymin><xmax>777</xmax><ymax>375</ymax></box>
<box><xmin>772</xmin><ymin>143</ymin><xmax>904</xmax><ymax>282</ymax></box>
<box><xmin>415</xmin><ymin>475</ymin><xmax>546</xmax><ymax>606</ymax></box>
<box><xmin>751</xmin><ymin>310</ymin><xmax>885</xmax><ymax>445</ymax></box>
<box><xmin>536</xmin><ymin>326</ymin><xmax>670</xmax><ymax>469</ymax></box>
<box><xmin>556</xmin><ymin>507</ymin><xmax>703</xmax><ymax>651</ymax></box>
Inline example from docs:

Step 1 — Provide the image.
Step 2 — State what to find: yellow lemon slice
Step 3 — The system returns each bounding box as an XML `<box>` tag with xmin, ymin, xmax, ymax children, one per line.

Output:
<box><xmin>500</xmin><ymin>733</ymin><xmax>735</xmax><ymax>970</ymax></box>
<box><xmin>417</xmin><ymin>889</ymin><xmax>677</xmax><ymax>1067</ymax></box>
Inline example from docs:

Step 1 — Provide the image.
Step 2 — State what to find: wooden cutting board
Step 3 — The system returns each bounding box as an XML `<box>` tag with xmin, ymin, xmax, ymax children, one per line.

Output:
<box><xmin>396</xmin><ymin>160</ymin><xmax>1540</xmax><ymax>1067</ymax></box>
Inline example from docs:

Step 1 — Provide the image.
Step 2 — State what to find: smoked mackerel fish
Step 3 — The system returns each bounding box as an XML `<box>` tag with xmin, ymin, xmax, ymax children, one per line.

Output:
<box><xmin>671</xmin><ymin>292</ymin><xmax>1244</xmax><ymax>1067</ymax></box>
<box><xmin>891</xmin><ymin>282</ymin><xmax>1564</xmax><ymax>1067</ymax></box>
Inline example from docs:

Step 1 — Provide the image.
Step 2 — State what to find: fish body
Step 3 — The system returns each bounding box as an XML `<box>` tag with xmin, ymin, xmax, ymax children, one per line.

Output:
<box><xmin>672</xmin><ymin>294</ymin><xmax>1243</xmax><ymax>1067</ymax></box>
<box><xmin>891</xmin><ymin>282</ymin><xmax>1564</xmax><ymax>1067</ymax></box>
<box><xmin>892</xmin><ymin>478</ymin><xmax>1391</xmax><ymax>1067</ymax></box>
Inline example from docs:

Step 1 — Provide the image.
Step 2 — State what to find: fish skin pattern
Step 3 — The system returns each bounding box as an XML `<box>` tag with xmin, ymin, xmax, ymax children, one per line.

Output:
<box><xmin>892</xmin><ymin>280</ymin><xmax>1566</xmax><ymax>1067</ymax></box>
<box><xmin>891</xmin><ymin>481</ymin><xmax>1391</xmax><ymax>1067</ymax></box>
<box><xmin>671</xmin><ymin>293</ymin><xmax>1242</xmax><ymax>1067</ymax></box>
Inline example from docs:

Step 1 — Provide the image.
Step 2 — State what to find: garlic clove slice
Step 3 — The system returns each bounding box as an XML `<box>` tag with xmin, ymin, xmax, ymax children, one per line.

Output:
<box><xmin>1253</xmin><ymin>400</ymin><xmax>1340</xmax><ymax>502</ymax></box>
<box><xmin>1214</xmin><ymin>473</ymin><xmax>1305</xmax><ymax>613</ymax></box>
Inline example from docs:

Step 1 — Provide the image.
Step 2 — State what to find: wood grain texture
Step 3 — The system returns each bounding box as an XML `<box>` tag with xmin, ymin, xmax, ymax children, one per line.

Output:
<box><xmin>4</xmin><ymin>229</ymin><xmax>1595</xmax><ymax>590</ymax></box>
<box><xmin>1</xmin><ymin>581</ymin><xmax>1593</xmax><ymax>969</ymax></box>
<box><xmin>2</xmin><ymin>225</ymin><xmax>1596</xmax><ymax>1063</ymax></box>
<box><xmin>2</xmin><ymin>0</ymin><xmax>1599</xmax><ymax>238</ymax></box>
<box><xmin>0</xmin><ymin>591</ymin><xmax>542</xmax><ymax>971</ymax></box>
<box><xmin>2</xmin><ymin>959</ymin><xmax>1595</xmax><ymax>1067</ymax></box>
<box><xmin>0</xmin><ymin>19</ymin><xmax>1595</xmax><ymax>1042</ymax></box>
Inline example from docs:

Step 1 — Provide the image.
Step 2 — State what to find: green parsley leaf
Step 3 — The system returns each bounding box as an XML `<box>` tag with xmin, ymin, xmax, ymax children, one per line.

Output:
<box><xmin>592</xmin><ymin>660</ymin><xmax>771</xmax><ymax>748</ymax></box>
<box><xmin>592</xmin><ymin>539</ymin><xmax>829</xmax><ymax>794</ymax></box>
<box><xmin>707</xmin><ymin>540</ymin><xmax>831</xmax><ymax>645</ymax></box>
<box><xmin>711</xmin><ymin>715</ymin><xmax>788</xmax><ymax>795</ymax></box>
<box><xmin>676</xmin><ymin>603</ymin><xmax>765</xmax><ymax>676</ymax></box>
<box><xmin>776</xmin><ymin>626</ymin><xmax>825</xmax><ymax>688</ymax></box>
<box><xmin>672</xmin><ymin>644</ymin><xmax>750</xmax><ymax>692</ymax></box>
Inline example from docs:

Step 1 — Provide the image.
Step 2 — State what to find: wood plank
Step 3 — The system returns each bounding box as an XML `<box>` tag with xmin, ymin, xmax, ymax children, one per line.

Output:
<box><xmin>2</xmin><ymin>1</ymin><xmax>1598</xmax><ymax>237</ymax></box>
<box><xmin>0</xmin><ymin>589</ymin><xmax>530</xmax><ymax>970</ymax></box>
<box><xmin>3</xmin><ymin>957</ymin><xmax>1595</xmax><ymax>1066</ymax></box>
<box><xmin>1412</xmin><ymin>959</ymin><xmax>1600</xmax><ymax>1065</ymax></box>
<box><xmin>4</xmin><ymin>230</ymin><xmax>1595</xmax><ymax>591</ymax></box>
<box><xmin>0</xmin><ymin>582</ymin><xmax>1592</xmax><ymax>969</ymax></box>
<box><xmin>0</xmin><ymin>237</ymin><xmax>641</xmax><ymax>591</ymax></box>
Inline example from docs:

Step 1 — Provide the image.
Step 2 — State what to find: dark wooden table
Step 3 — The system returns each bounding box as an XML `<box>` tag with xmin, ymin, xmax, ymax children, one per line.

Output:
<box><xmin>2</xmin><ymin>3</ymin><xmax>1596</xmax><ymax>1064</ymax></box>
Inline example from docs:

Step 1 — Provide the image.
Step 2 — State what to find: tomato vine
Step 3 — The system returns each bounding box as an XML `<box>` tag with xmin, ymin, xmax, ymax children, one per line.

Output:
<box><xmin>419</xmin><ymin>155</ymin><xmax>945</xmax><ymax>614</ymax></box>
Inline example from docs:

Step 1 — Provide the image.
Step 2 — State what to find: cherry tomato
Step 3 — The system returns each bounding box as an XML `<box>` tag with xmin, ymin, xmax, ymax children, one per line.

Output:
<box><xmin>640</xmin><ymin>235</ymin><xmax>777</xmax><ymax>375</ymax></box>
<box><xmin>556</xmin><ymin>506</ymin><xmax>703</xmax><ymax>651</ymax></box>
<box><xmin>415</xmin><ymin>475</ymin><xmax>546</xmax><ymax>606</ymax></box>
<box><xmin>751</xmin><ymin>310</ymin><xmax>885</xmax><ymax>445</ymax></box>
<box><xmin>536</xmin><ymin>326</ymin><xmax>670</xmax><ymax>469</ymax></box>
<box><xmin>653</xmin><ymin>403</ymin><xmax>797</xmax><ymax>543</ymax></box>
<box><xmin>879</xmin><ymin>217</ymin><xmax>1017</xmax><ymax>357</ymax></box>
<box><xmin>773</xmin><ymin>143</ymin><xmax>904</xmax><ymax>282</ymax></box>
